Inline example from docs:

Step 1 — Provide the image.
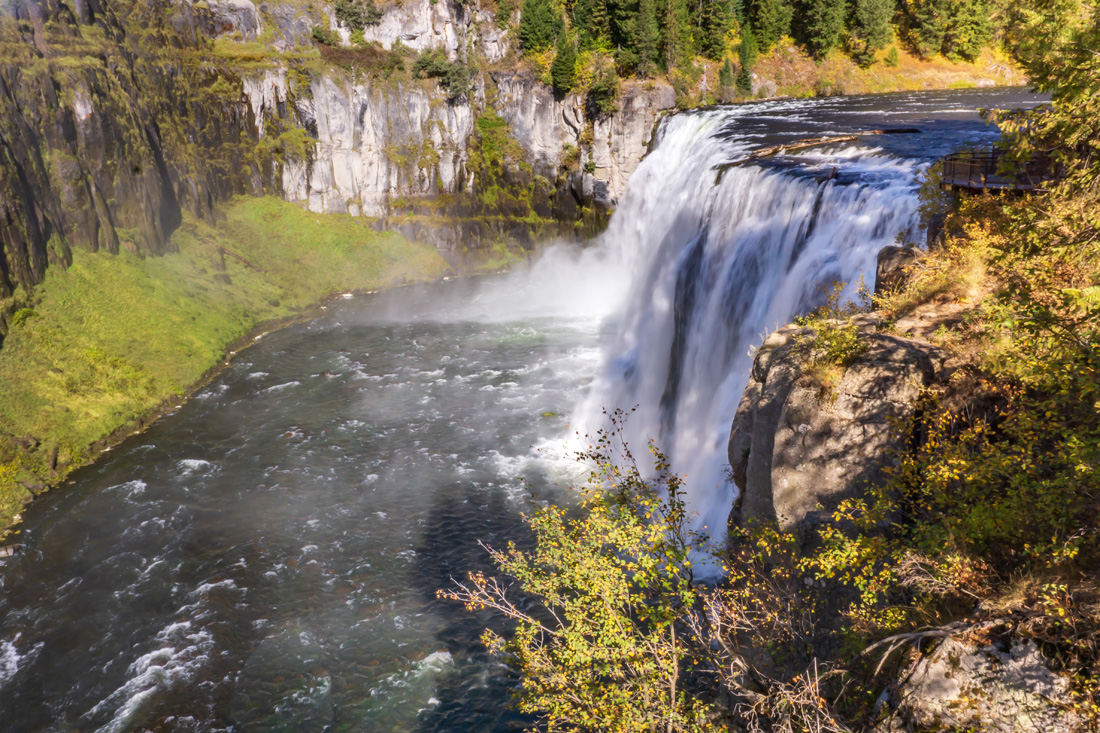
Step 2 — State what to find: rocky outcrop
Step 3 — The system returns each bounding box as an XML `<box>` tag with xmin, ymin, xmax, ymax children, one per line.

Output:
<box><xmin>874</xmin><ymin>244</ymin><xmax>919</xmax><ymax>295</ymax></box>
<box><xmin>495</xmin><ymin>73</ymin><xmax>674</xmax><ymax>204</ymax></box>
<box><xmin>880</xmin><ymin>636</ymin><xmax>1078</xmax><ymax>733</ymax></box>
<box><xmin>727</xmin><ymin>320</ymin><xmax>945</xmax><ymax>532</ymax></box>
<box><xmin>357</xmin><ymin>0</ymin><xmax>509</xmax><ymax>62</ymax></box>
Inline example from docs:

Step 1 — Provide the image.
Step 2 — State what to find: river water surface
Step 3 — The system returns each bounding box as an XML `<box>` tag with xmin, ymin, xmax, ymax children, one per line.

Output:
<box><xmin>0</xmin><ymin>88</ymin><xmax>1043</xmax><ymax>732</ymax></box>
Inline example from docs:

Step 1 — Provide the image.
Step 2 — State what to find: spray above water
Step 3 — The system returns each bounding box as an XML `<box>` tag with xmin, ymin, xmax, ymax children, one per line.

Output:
<box><xmin>565</xmin><ymin>109</ymin><xmax>924</xmax><ymax>552</ymax></box>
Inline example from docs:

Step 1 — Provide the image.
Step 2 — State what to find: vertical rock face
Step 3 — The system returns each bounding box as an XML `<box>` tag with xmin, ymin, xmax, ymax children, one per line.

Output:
<box><xmin>727</xmin><ymin>323</ymin><xmax>945</xmax><ymax>532</ymax></box>
<box><xmin>0</xmin><ymin>0</ymin><xmax>677</xmax><ymax>334</ymax></box>
<box><xmin>357</xmin><ymin>0</ymin><xmax>509</xmax><ymax>62</ymax></box>
<box><xmin>277</xmin><ymin>74</ymin><xmax>477</xmax><ymax>217</ymax></box>
<box><xmin>494</xmin><ymin>73</ymin><xmax>674</xmax><ymax>204</ymax></box>
<box><xmin>0</xmin><ymin>0</ymin><xmax>273</xmax><ymax>310</ymax></box>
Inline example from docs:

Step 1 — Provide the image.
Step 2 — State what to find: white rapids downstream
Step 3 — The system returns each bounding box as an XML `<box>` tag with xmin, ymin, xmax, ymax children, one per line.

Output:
<box><xmin>0</xmin><ymin>88</ymin><xmax>1042</xmax><ymax>732</ymax></box>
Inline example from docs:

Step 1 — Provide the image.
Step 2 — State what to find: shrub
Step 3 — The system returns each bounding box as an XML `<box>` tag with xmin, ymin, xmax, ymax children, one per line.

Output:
<box><xmin>442</xmin><ymin>419</ymin><xmax>714</xmax><ymax>731</ymax></box>
<box><xmin>585</xmin><ymin>55</ymin><xmax>621</xmax><ymax>116</ymax></box>
<box><xmin>11</xmin><ymin>308</ymin><xmax>36</xmax><ymax>328</ymax></box>
<box><xmin>311</xmin><ymin>25</ymin><xmax>338</xmax><ymax>46</ymax></box>
<box><xmin>334</xmin><ymin>0</ymin><xmax>383</xmax><ymax>29</ymax></box>
<box><xmin>885</xmin><ymin>44</ymin><xmax>900</xmax><ymax>67</ymax></box>
<box><xmin>318</xmin><ymin>41</ymin><xmax>407</xmax><ymax>77</ymax></box>
<box><xmin>411</xmin><ymin>48</ymin><xmax>471</xmax><ymax>98</ymax></box>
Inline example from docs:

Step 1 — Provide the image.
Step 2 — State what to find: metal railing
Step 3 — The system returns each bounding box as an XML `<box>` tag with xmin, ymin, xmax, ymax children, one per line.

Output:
<box><xmin>940</xmin><ymin>149</ymin><xmax>1060</xmax><ymax>191</ymax></box>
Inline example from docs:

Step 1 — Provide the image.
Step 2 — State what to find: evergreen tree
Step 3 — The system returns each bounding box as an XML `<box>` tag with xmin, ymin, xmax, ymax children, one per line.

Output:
<box><xmin>739</xmin><ymin>19</ymin><xmax>759</xmax><ymax>66</ymax></box>
<box><xmin>748</xmin><ymin>0</ymin><xmax>792</xmax><ymax>52</ymax></box>
<box><xmin>551</xmin><ymin>32</ymin><xmax>578</xmax><ymax>93</ymax></box>
<box><xmin>574</xmin><ymin>0</ymin><xmax>612</xmax><ymax>47</ymax></box>
<box><xmin>849</xmin><ymin>0</ymin><xmax>894</xmax><ymax>65</ymax></box>
<box><xmin>719</xmin><ymin>56</ymin><xmax>736</xmax><ymax>86</ymax></box>
<box><xmin>633</xmin><ymin>0</ymin><xmax>663</xmax><ymax>74</ymax></box>
<box><xmin>718</xmin><ymin>56</ymin><xmax>737</xmax><ymax>100</ymax></box>
<box><xmin>942</xmin><ymin>0</ymin><xmax>991</xmax><ymax>61</ymax></box>
<box><xmin>737</xmin><ymin>23</ymin><xmax>757</xmax><ymax>93</ymax></box>
<box><xmin>519</xmin><ymin>0</ymin><xmax>564</xmax><ymax>51</ymax></box>
<box><xmin>661</xmin><ymin>0</ymin><xmax>694</xmax><ymax>69</ymax></box>
<box><xmin>908</xmin><ymin>0</ymin><xmax>946</xmax><ymax>58</ymax></box>
<box><xmin>797</xmin><ymin>0</ymin><xmax>846</xmax><ymax>56</ymax></box>
<box><xmin>697</xmin><ymin>0</ymin><xmax>734</xmax><ymax>59</ymax></box>
<box><xmin>607</xmin><ymin>0</ymin><xmax>639</xmax><ymax>51</ymax></box>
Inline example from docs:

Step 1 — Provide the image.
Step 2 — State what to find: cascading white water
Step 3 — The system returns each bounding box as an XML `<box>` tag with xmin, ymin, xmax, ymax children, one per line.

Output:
<box><xmin>570</xmin><ymin>107</ymin><xmax>925</xmax><ymax>546</ymax></box>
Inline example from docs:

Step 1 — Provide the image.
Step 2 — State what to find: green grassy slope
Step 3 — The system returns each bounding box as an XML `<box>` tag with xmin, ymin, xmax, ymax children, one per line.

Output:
<box><xmin>0</xmin><ymin>197</ymin><xmax>450</xmax><ymax>536</ymax></box>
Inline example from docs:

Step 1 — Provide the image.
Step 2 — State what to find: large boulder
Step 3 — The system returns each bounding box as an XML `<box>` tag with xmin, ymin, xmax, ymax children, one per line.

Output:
<box><xmin>728</xmin><ymin>322</ymin><xmax>945</xmax><ymax>532</ymax></box>
<box><xmin>880</xmin><ymin>636</ymin><xmax>1079</xmax><ymax>733</ymax></box>
<box><xmin>875</xmin><ymin>245</ymin><xmax>919</xmax><ymax>295</ymax></box>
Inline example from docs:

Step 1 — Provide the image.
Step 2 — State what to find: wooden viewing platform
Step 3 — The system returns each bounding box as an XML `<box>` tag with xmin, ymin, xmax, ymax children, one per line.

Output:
<box><xmin>940</xmin><ymin>149</ymin><xmax>1060</xmax><ymax>192</ymax></box>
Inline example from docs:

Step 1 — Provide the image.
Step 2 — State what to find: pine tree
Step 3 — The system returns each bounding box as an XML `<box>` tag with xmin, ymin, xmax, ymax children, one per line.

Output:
<box><xmin>942</xmin><ymin>0</ymin><xmax>991</xmax><ymax>61</ymax></box>
<box><xmin>718</xmin><ymin>56</ymin><xmax>737</xmax><ymax>101</ymax></box>
<box><xmin>739</xmin><ymin>19</ymin><xmax>759</xmax><ymax>67</ymax></box>
<box><xmin>607</xmin><ymin>0</ymin><xmax>638</xmax><ymax>49</ymax></box>
<box><xmin>633</xmin><ymin>0</ymin><xmax>663</xmax><ymax>74</ymax></box>
<box><xmin>748</xmin><ymin>0</ymin><xmax>791</xmax><ymax>53</ymax></box>
<box><xmin>574</xmin><ymin>0</ymin><xmax>612</xmax><ymax>47</ymax></box>
<box><xmin>662</xmin><ymin>0</ymin><xmax>694</xmax><ymax>69</ymax></box>
<box><xmin>519</xmin><ymin>0</ymin><xmax>564</xmax><ymax>52</ymax></box>
<box><xmin>551</xmin><ymin>32</ymin><xmax>578</xmax><ymax>93</ymax></box>
<box><xmin>719</xmin><ymin>56</ymin><xmax>736</xmax><ymax>86</ymax></box>
<box><xmin>698</xmin><ymin>0</ymin><xmax>734</xmax><ymax>59</ymax></box>
<box><xmin>797</xmin><ymin>0</ymin><xmax>845</xmax><ymax>57</ymax></box>
<box><xmin>908</xmin><ymin>0</ymin><xmax>946</xmax><ymax>58</ymax></box>
<box><xmin>849</xmin><ymin>0</ymin><xmax>894</xmax><ymax>65</ymax></box>
<box><xmin>737</xmin><ymin>23</ymin><xmax>757</xmax><ymax>94</ymax></box>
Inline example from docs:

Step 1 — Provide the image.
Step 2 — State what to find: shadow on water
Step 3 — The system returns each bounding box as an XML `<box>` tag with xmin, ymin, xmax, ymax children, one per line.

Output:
<box><xmin>410</xmin><ymin>482</ymin><xmax>536</xmax><ymax>732</ymax></box>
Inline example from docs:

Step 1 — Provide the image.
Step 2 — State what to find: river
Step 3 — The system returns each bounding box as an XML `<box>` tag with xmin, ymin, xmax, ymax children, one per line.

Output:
<box><xmin>0</xmin><ymin>87</ymin><xmax>1042</xmax><ymax>732</ymax></box>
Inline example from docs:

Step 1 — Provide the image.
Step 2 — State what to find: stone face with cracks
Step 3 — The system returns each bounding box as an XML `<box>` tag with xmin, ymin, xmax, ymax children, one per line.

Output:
<box><xmin>728</xmin><ymin>323</ymin><xmax>946</xmax><ymax>532</ymax></box>
<box><xmin>881</xmin><ymin>637</ymin><xmax>1079</xmax><ymax>733</ymax></box>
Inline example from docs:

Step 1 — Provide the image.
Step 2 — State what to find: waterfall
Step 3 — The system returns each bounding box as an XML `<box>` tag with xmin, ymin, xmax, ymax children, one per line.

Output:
<box><xmin>571</xmin><ymin>107</ymin><xmax>925</xmax><ymax>547</ymax></box>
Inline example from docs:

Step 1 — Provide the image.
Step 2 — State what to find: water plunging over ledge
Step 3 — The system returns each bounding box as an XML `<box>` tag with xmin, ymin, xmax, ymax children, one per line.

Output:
<box><xmin>0</xmin><ymin>88</ymin><xmax>1044</xmax><ymax>732</ymax></box>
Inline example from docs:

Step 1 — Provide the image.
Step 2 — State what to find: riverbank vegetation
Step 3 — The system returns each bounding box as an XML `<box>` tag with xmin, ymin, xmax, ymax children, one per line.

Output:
<box><xmin>448</xmin><ymin>1</ymin><xmax>1100</xmax><ymax>729</ymax></box>
<box><xmin>0</xmin><ymin>198</ymin><xmax>448</xmax><ymax>540</ymax></box>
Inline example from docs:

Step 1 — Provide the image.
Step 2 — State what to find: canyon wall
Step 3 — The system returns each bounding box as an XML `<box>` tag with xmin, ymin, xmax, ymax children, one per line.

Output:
<box><xmin>0</xmin><ymin>0</ymin><xmax>676</xmax><ymax>335</ymax></box>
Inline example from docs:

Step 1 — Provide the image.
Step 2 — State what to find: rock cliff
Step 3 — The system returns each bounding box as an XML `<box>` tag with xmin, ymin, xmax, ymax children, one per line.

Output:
<box><xmin>727</xmin><ymin>319</ymin><xmax>946</xmax><ymax>533</ymax></box>
<box><xmin>0</xmin><ymin>0</ymin><xmax>676</xmax><ymax>336</ymax></box>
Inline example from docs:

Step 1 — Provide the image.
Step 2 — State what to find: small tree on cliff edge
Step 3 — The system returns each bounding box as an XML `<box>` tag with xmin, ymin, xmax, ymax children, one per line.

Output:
<box><xmin>551</xmin><ymin>31</ymin><xmax>577</xmax><ymax>94</ymax></box>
